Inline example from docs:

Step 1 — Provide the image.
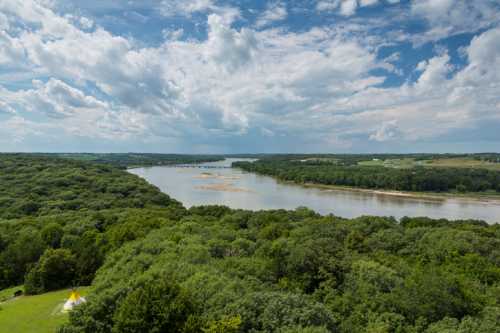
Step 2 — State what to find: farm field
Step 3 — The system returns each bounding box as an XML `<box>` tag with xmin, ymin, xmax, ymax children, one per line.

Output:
<box><xmin>357</xmin><ymin>158</ymin><xmax>426</xmax><ymax>168</ymax></box>
<box><xmin>0</xmin><ymin>287</ymin><xmax>89</xmax><ymax>333</ymax></box>
<box><xmin>358</xmin><ymin>157</ymin><xmax>500</xmax><ymax>170</ymax></box>
<box><xmin>427</xmin><ymin>158</ymin><xmax>500</xmax><ymax>170</ymax></box>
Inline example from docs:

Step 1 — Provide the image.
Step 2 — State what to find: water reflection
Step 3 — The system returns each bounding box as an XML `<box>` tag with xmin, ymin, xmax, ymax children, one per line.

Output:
<box><xmin>129</xmin><ymin>158</ymin><xmax>500</xmax><ymax>224</ymax></box>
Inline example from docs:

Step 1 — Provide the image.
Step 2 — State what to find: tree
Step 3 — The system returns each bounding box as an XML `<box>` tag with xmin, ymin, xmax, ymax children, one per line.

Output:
<box><xmin>112</xmin><ymin>275</ymin><xmax>201</xmax><ymax>333</ymax></box>
<box><xmin>41</xmin><ymin>223</ymin><xmax>64</xmax><ymax>248</ymax></box>
<box><xmin>25</xmin><ymin>248</ymin><xmax>76</xmax><ymax>294</ymax></box>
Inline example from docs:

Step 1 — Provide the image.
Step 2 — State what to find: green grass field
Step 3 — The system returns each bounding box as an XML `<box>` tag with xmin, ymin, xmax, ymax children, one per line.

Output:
<box><xmin>358</xmin><ymin>157</ymin><xmax>500</xmax><ymax>171</ymax></box>
<box><xmin>0</xmin><ymin>287</ymin><xmax>89</xmax><ymax>333</ymax></box>
<box><xmin>427</xmin><ymin>158</ymin><xmax>500</xmax><ymax>170</ymax></box>
<box><xmin>358</xmin><ymin>158</ymin><xmax>427</xmax><ymax>168</ymax></box>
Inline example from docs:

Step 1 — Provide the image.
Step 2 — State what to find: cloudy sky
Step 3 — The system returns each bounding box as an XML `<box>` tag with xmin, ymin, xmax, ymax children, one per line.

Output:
<box><xmin>1</xmin><ymin>0</ymin><xmax>499</xmax><ymax>153</ymax></box>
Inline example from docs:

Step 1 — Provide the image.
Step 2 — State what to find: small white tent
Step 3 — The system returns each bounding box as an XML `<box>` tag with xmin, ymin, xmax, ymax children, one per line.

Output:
<box><xmin>63</xmin><ymin>290</ymin><xmax>86</xmax><ymax>312</ymax></box>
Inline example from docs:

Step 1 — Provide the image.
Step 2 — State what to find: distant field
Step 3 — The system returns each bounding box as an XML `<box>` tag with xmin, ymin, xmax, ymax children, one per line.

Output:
<box><xmin>427</xmin><ymin>158</ymin><xmax>500</xmax><ymax>170</ymax></box>
<box><xmin>358</xmin><ymin>157</ymin><xmax>500</xmax><ymax>171</ymax></box>
<box><xmin>0</xmin><ymin>287</ymin><xmax>89</xmax><ymax>333</ymax></box>
<box><xmin>358</xmin><ymin>158</ymin><xmax>425</xmax><ymax>168</ymax></box>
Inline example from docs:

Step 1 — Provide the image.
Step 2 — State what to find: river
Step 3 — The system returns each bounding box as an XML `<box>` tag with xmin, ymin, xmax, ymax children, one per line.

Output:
<box><xmin>129</xmin><ymin>158</ymin><xmax>500</xmax><ymax>223</ymax></box>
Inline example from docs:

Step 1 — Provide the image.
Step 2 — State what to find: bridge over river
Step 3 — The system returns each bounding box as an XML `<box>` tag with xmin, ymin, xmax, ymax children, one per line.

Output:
<box><xmin>166</xmin><ymin>164</ymin><xmax>232</xmax><ymax>169</ymax></box>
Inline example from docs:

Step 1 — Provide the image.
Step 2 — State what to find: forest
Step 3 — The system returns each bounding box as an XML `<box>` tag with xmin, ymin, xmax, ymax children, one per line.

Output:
<box><xmin>0</xmin><ymin>154</ymin><xmax>500</xmax><ymax>332</ymax></box>
<box><xmin>233</xmin><ymin>157</ymin><xmax>500</xmax><ymax>193</ymax></box>
<box><xmin>30</xmin><ymin>153</ymin><xmax>224</xmax><ymax>169</ymax></box>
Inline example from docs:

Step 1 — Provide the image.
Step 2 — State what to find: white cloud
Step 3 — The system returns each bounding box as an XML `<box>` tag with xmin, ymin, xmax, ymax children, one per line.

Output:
<box><xmin>414</xmin><ymin>53</ymin><xmax>453</xmax><ymax>92</ymax></box>
<box><xmin>316</xmin><ymin>0</ymin><xmax>397</xmax><ymax>16</ymax></box>
<box><xmin>370</xmin><ymin>120</ymin><xmax>401</xmax><ymax>141</ymax></box>
<box><xmin>255</xmin><ymin>1</ymin><xmax>288</xmax><ymax>28</ymax></box>
<box><xmin>25</xmin><ymin>78</ymin><xmax>108</xmax><ymax>117</ymax></box>
<box><xmin>316</xmin><ymin>0</ymin><xmax>340</xmax><ymax>12</ymax></box>
<box><xmin>159</xmin><ymin>0</ymin><xmax>215</xmax><ymax>16</ymax></box>
<box><xmin>79</xmin><ymin>16</ymin><xmax>94</xmax><ymax>29</ymax></box>
<box><xmin>0</xmin><ymin>12</ymin><xmax>9</xmax><ymax>30</ymax></box>
<box><xmin>162</xmin><ymin>28</ymin><xmax>184</xmax><ymax>41</ymax></box>
<box><xmin>0</xmin><ymin>115</ymin><xmax>45</xmax><ymax>143</ymax></box>
<box><xmin>158</xmin><ymin>0</ymin><xmax>240</xmax><ymax>24</ymax></box>
<box><xmin>0</xmin><ymin>30</ymin><xmax>25</xmax><ymax>67</ymax></box>
<box><xmin>360</xmin><ymin>0</ymin><xmax>378</xmax><ymax>7</ymax></box>
<box><xmin>340</xmin><ymin>0</ymin><xmax>358</xmax><ymax>16</ymax></box>
<box><xmin>411</xmin><ymin>0</ymin><xmax>500</xmax><ymax>44</ymax></box>
<box><xmin>205</xmin><ymin>14</ymin><xmax>257</xmax><ymax>71</ymax></box>
<box><xmin>0</xmin><ymin>79</ymin><xmax>149</xmax><ymax>141</ymax></box>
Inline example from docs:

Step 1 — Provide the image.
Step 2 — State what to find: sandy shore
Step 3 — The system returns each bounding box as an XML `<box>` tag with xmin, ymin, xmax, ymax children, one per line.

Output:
<box><xmin>195</xmin><ymin>182</ymin><xmax>252</xmax><ymax>193</ymax></box>
<box><xmin>193</xmin><ymin>172</ymin><xmax>241</xmax><ymax>180</ymax></box>
<box><xmin>297</xmin><ymin>182</ymin><xmax>500</xmax><ymax>204</ymax></box>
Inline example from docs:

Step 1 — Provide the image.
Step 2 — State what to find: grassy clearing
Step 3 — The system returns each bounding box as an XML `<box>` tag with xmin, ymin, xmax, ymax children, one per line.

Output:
<box><xmin>358</xmin><ymin>158</ymin><xmax>426</xmax><ymax>168</ymax></box>
<box><xmin>298</xmin><ymin>157</ymin><xmax>341</xmax><ymax>163</ymax></box>
<box><xmin>428</xmin><ymin>158</ymin><xmax>500</xmax><ymax>171</ymax></box>
<box><xmin>358</xmin><ymin>157</ymin><xmax>500</xmax><ymax>171</ymax></box>
<box><xmin>0</xmin><ymin>286</ymin><xmax>23</xmax><ymax>302</ymax></box>
<box><xmin>0</xmin><ymin>287</ymin><xmax>89</xmax><ymax>333</ymax></box>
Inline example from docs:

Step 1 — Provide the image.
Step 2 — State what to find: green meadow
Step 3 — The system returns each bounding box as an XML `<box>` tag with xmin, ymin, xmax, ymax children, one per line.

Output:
<box><xmin>0</xmin><ymin>287</ymin><xmax>89</xmax><ymax>333</ymax></box>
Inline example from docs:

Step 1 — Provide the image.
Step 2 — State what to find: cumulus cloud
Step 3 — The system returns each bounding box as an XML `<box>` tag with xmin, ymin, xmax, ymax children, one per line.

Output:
<box><xmin>0</xmin><ymin>115</ymin><xmax>45</xmax><ymax>143</ymax></box>
<box><xmin>255</xmin><ymin>1</ymin><xmax>288</xmax><ymax>28</ymax></box>
<box><xmin>411</xmin><ymin>0</ymin><xmax>500</xmax><ymax>44</ymax></box>
<box><xmin>159</xmin><ymin>0</ymin><xmax>240</xmax><ymax>25</ymax></box>
<box><xmin>205</xmin><ymin>14</ymin><xmax>257</xmax><ymax>71</ymax></box>
<box><xmin>316</xmin><ymin>0</ymin><xmax>393</xmax><ymax>16</ymax></box>
<box><xmin>370</xmin><ymin>120</ymin><xmax>401</xmax><ymax>142</ymax></box>
<box><xmin>159</xmin><ymin>0</ymin><xmax>215</xmax><ymax>16</ymax></box>
<box><xmin>0</xmin><ymin>12</ymin><xmax>9</xmax><ymax>30</ymax></box>
<box><xmin>360</xmin><ymin>0</ymin><xmax>379</xmax><ymax>6</ymax></box>
<box><xmin>316</xmin><ymin>0</ymin><xmax>340</xmax><ymax>12</ymax></box>
<box><xmin>414</xmin><ymin>53</ymin><xmax>453</xmax><ymax>92</ymax></box>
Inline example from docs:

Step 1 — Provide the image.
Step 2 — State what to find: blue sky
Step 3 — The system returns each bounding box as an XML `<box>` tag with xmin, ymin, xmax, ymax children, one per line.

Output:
<box><xmin>0</xmin><ymin>0</ymin><xmax>499</xmax><ymax>153</ymax></box>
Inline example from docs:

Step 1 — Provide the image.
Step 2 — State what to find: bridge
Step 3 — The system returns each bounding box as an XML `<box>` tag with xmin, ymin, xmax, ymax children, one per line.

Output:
<box><xmin>165</xmin><ymin>164</ymin><xmax>232</xmax><ymax>169</ymax></box>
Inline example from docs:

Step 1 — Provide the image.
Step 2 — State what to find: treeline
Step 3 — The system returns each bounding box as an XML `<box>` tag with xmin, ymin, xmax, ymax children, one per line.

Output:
<box><xmin>472</xmin><ymin>153</ymin><xmax>500</xmax><ymax>163</ymax></box>
<box><xmin>0</xmin><ymin>208</ymin><xmax>186</xmax><ymax>293</ymax></box>
<box><xmin>0</xmin><ymin>155</ymin><xmax>178</xmax><ymax>219</ymax></box>
<box><xmin>231</xmin><ymin>153</ymin><xmax>500</xmax><ymax>166</ymax></box>
<box><xmin>233</xmin><ymin>160</ymin><xmax>500</xmax><ymax>193</ymax></box>
<box><xmin>28</xmin><ymin>153</ymin><xmax>225</xmax><ymax>169</ymax></box>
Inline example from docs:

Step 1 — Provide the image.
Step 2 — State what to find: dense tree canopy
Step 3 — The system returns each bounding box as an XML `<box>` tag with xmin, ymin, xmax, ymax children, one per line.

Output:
<box><xmin>38</xmin><ymin>153</ymin><xmax>224</xmax><ymax>169</ymax></box>
<box><xmin>60</xmin><ymin>207</ymin><xmax>500</xmax><ymax>332</ymax></box>
<box><xmin>0</xmin><ymin>155</ymin><xmax>181</xmax><ymax>219</ymax></box>
<box><xmin>0</xmin><ymin>155</ymin><xmax>186</xmax><ymax>291</ymax></box>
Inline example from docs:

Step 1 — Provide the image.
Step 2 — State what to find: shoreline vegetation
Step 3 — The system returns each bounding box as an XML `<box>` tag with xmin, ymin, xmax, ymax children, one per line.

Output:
<box><xmin>233</xmin><ymin>154</ymin><xmax>500</xmax><ymax>203</ymax></box>
<box><xmin>286</xmin><ymin>181</ymin><xmax>500</xmax><ymax>204</ymax></box>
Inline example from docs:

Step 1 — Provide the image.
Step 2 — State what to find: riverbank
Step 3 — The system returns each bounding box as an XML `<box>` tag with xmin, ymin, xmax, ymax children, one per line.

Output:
<box><xmin>283</xmin><ymin>181</ymin><xmax>500</xmax><ymax>204</ymax></box>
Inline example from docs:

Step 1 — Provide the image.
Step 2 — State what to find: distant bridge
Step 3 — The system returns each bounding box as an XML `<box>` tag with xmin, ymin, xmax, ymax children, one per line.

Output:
<box><xmin>166</xmin><ymin>164</ymin><xmax>232</xmax><ymax>169</ymax></box>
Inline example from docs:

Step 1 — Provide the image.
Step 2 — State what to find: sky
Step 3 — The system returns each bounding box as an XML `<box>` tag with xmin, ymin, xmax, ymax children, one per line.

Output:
<box><xmin>0</xmin><ymin>0</ymin><xmax>499</xmax><ymax>153</ymax></box>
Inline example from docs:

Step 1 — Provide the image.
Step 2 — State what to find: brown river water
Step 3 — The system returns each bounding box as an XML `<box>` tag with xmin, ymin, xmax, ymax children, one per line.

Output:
<box><xmin>129</xmin><ymin>158</ymin><xmax>500</xmax><ymax>224</ymax></box>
